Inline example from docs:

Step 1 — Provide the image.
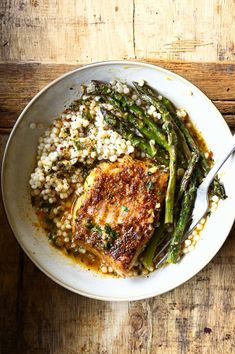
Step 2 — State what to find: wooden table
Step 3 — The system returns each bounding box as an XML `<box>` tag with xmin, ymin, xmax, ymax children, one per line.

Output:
<box><xmin>1</xmin><ymin>2</ymin><xmax>235</xmax><ymax>354</ymax></box>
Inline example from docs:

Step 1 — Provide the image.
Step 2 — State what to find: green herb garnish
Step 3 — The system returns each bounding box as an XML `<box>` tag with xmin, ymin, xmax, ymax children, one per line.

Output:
<box><xmin>54</xmin><ymin>237</ymin><xmax>63</xmax><ymax>248</ymax></box>
<box><xmin>145</xmin><ymin>181</ymin><xmax>154</xmax><ymax>191</ymax></box>
<box><xmin>40</xmin><ymin>200</ymin><xmax>53</xmax><ymax>209</ymax></box>
<box><xmin>91</xmin><ymin>225</ymin><xmax>102</xmax><ymax>235</ymax></box>
<box><xmin>81</xmin><ymin>166</ymin><xmax>90</xmax><ymax>179</ymax></box>
<box><xmin>74</xmin><ymin>140</ymin><xmax>82</xmax><ymax>150</ymax></box>
<box><xmin>73</xmin><ymin>247</ymin><xmax>80</xmax><ymax>256</ymax></box>
<box><xmin>84</xmin><ymin>218</ymin><xmax>94</xmax><ymax>229</ymax></box>
<box><xmin>48</xmin><ymin>233</ymin><xmax>56</xmax><ymax>241</ymax></box>
<box><xmin>105</xmin><ymin>224</ymin><xmax>118</xmax><ymax>239</ymax></box>
<box><xmin>121</xmin><ymin>205</ymin><xmax>129</xmax><ymax>212</ymax></box>
<box><xmin>45</xmin><ymin>215</ymin><xmax>53</xmax><ymax>225</ymax></box>
<box><xmin>85</xmin><ymin>219</ymin><xmax>103</xmax><ymax>235</ymax></box>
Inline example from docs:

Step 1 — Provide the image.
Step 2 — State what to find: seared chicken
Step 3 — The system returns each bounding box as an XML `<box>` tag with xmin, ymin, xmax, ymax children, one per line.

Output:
<box><xmin>72</xmin><ymin>156</ymin><xmax>168</xmax><ymax>276</ymax></box>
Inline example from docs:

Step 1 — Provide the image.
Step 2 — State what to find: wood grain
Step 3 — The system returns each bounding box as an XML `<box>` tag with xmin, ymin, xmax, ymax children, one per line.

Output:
<box><xmin>0</xmin><ymin>61</ymin><xmax>235</xmax><ymax>129</ymax></box>
<box><xmin>1</xmin><ymin>0</ymin><xmax>235</xmax><ymax>63</ymax></box>
<box><xmin>134</xmin><ymin>0</ymin><xmax>235</xmax><ymax>62</ymax></box>
<box><xmin>0</xmin><ymin>134</ymin><xmax>22</xmax><ymax>354</ymax></box>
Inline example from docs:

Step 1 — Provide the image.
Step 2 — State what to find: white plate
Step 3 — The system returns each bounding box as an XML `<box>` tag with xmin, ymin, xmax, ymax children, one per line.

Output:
<box><xmin>2</xmin><ymin>61</ymin><xmax>235</xmax><ymax>301</ymax></box>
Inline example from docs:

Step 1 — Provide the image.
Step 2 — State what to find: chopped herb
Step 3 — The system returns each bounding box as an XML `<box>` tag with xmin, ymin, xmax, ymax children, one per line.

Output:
<box><xmin>145</xmin><ymin>181</ymin><xmax>154</xmax><ymax>191</ymax></box>
<box><xmin>48</xmin><ymin>233</ymin><xmax>56</xmax><ymax>241</ymax></box>
<box><xmin>103</xmin><ymin>240</ymin><xmax>112</xmax><ymax>250</ymax></box>
<box><xmin>73</xmin><ymin>247</ymin><xmax>80</xmax><ymax>256</ymax></box>
<box><xmin>40</xmin><ymin>200</ymin><xmax>53</xmax><ymax>209</ymax></box>
<box><xmin>121</xmin><ymin>205</ymin><xmax>129</xmax><ymax>212</ymax></box>
<box><xmin>45</xmin><ymin>215</ymin><xmax>53</xmax><ymax>225</ymax></box>
<box><xmin>91</xmin><ymin>225</ymin><xmax>102</xmax><ymax>235</ymax></box>
<box><xmin>83</xmin><ymin>110</ymin><xmax>92</xmax><ymax>121</ymax></box>
<box><xmin>81</xmin><ymin>165</ymin><xmax>90</xmax><ymax>178</ymax></box>
<box><xmin>157</xmin><ymin>190</ymin><xmax>162</xmax><ymax>196</ymax></box>
<box><xmin>85</xmin><ymin>219</ymin><xmax>102</xmax><ymax>235</ymax></box>
<box><xmin>207</xmin><ymin>211</ymin><xmax>212</xmax><ymax>217</ymax></box>
<box><xmin>105</xmin><ymin>224</ymin><xmax>118</xmax><ymax>239</ymax></box>
<box><xmin>84</xmin><ymin>218</ymin><xmax>94</xmax><ymax>229</ymax></box>
<box><xmin>54</xmin><ymin>237</ymin><xmax>63</xmax><ymax>248</ymax></box>
<box><xmin>74</xmin><ymin>140</ymin><xmax>83</xmax><ymax>150</ymax></box>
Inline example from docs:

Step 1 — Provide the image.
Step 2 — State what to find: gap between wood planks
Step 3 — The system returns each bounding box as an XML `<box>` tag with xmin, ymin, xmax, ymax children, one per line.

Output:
<box><xmin>0</xmin><ymin>61</ymin><xmax>235</xmax><ymax>130</ymax></box>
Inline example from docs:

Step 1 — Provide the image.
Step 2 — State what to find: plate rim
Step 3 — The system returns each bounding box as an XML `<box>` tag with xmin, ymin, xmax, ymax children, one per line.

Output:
<box><xmin>1</xmin><ymin>60</ymin><xmax>235</xmax><ymax>301</ymax></box>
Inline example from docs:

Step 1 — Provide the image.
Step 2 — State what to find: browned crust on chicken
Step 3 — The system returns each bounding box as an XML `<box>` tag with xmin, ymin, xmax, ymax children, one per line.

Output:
<box><xmin>72</xmin><ymin>156</ymin><xmax>168</xmax><ymax>276</ymax></box>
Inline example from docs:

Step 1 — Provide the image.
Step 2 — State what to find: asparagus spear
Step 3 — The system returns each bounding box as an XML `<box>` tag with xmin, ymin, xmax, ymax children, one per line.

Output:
<box><xmin>167</xmin><ymin>173</ymin><xmax>197</xmax><ymax>263</ymax></box>
<box><xmin>97</xmin><ymin>97</ymin><xmax>168</xmax><ymax>165</ymax></box>
<box><xmin>100</xmin><ymin>108</ymin><xmax>158</xmax><ymax>159</ymax></box>
<box><xmin>171</xmin><ymin>121</ymin><xmax>191</xmax><ymax>161</ymax></box>
<box><xmin>163</xmin><ymin>96</ymin><xmax>200</xmax><ymax>155</ymax></box>
<box><xmin>142</xmin><ymin>222</ymin><xmax>165</xmax><ymax>271</ymax></box>
<box><xmin>89</xmin><ymin>86</ymin><xmax>167</xmax><ymax>164</ymax></box>
<box><xmin>99</xmin><ymin>95</ymin><xmax>170</xmax><ymax>165</ymax></box>
<box><xmin>133</xmin><ymin>82</ymin><xmax>200</xmax><ymax>198</ymax></box>
<box><xmin>102</xmin><ymin>95</ymin><xmax>161</xmax><ymax>146</ymax></box>
<box><xmin>177</xmin><ymin>152</ymin><xmax>198</xmax><ymax>199</ymax></box>
<box><xmin>132</xmin><ymin>82</ymin><xmax>191</xmax><ymax>170</ymax></box>
<box><xmin>91</xmin><ymin>81</ymin><xmax>170</xmax><ymax>151</ymax></box>
<box><xmin>120</xmin><ymin>99</ymin><xmax>170</xmax><ymax>151</ymax></box>
<box><xmin>133</xmin><ymin>82</ymin><xmax>168</xmax><ymax>116</ymax></box>
<box><xmin>162</xmin><ymin>113</ymin><xmax>177</xmax><ymax>224</ymax></box>
<box><xmin>162</xmin><ymin>95</ymin><xmax>226</xmax><ymax>199</ymax></box>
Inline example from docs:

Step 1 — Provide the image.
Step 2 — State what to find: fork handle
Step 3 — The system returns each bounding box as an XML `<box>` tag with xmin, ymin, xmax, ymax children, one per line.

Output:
<box><xmin>202</xmin><ymin>134</ymin><xmax>235</xmax><ymax>189</ymax></box>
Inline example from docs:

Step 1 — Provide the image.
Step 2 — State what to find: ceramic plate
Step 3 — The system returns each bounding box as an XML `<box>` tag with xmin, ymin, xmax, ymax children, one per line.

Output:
<box><xmin>2</xmin><ymin>61</ymin><xmax>235</xmax><ymax>301</ymax></box>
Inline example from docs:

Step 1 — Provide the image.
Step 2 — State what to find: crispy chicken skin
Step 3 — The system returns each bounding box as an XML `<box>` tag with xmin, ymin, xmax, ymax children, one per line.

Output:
<box><xmin>72</xmin><ymin>156</ymin><xmax>168</xmax><ymax>276</ymax></box>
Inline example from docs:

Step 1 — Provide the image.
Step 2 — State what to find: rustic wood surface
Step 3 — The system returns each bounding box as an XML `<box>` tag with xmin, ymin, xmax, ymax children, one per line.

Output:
<box><xmin>1</xmin><ymin>0</ymin><xmax>235</xmax><ymax>63</ymax></box>
<box><xmin>0</xmin><ymin>61</ymin><xmax>235</xmax><ymax>131</ymax></box>
<box><xmin>1</xmin><ymin>0</ymin><xmax>235</xmax><ymax>353</ymax></box>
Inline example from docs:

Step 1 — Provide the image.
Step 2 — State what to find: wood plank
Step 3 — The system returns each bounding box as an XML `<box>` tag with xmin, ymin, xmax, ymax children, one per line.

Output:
<box><xmin>0</xmin><ymin>134</ymin><xmax>22</xmax><ymax>354</ymax></box>
<box><xmin>214</xmin><ymin>101</ymin><xmax>235</xmax><ymax>115</ymax></box>
<box><xmin>0</xmin><ymin>62</ymin><xmax>235</xmax><ymax>128</ymax></box>
<box><xmin>220</xmin><ymin>115</ymin><xmax>235</xmax><ymax>129</ymax></box>
<box><xmin>0</xmin><ymin>0</ymin><xmax>134</xmax><ymax>63</ymax></box>
<box><xmin>16</xmin><ymin>261</ymin><xmax>131</xmax><ymax>354</ymax></box>
<box><xmin>135</xmin><ymin>0</ymin><xmax>235</xmax><ymax>62</ymax></box>
<box><xmin>1</xmin><ymin>0</ymin><xmax>235</xmax><ymax>63</ymax></box>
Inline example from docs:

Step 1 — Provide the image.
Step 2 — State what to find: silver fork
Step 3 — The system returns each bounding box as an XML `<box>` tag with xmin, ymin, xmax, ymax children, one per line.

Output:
<box><xmin>155</xmin><ymin>134</ymin><xmax>235</xmax><ymax>268</ymax></box>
